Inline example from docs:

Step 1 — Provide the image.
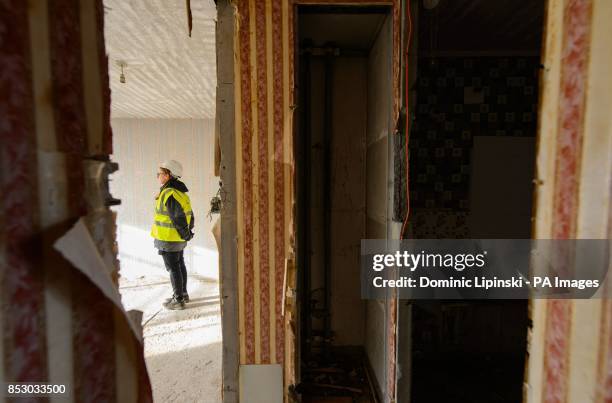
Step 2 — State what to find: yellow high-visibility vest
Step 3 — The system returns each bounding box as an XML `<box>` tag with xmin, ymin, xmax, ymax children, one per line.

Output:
<box><xmin>150</xmin><ymin>187</ymin><xmax>193</xmax><ymax>242</ymax></box>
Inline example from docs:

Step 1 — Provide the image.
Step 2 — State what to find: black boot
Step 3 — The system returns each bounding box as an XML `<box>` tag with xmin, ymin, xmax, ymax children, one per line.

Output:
<box><xmin>163</xmin><ymin>297</ymin><xmax>185</xmax><ymax>310</ymax></box>
<box><xmin>165</xmin><ymin>293</ymin><xmax>189</xmax><ymax>304</ymax></box>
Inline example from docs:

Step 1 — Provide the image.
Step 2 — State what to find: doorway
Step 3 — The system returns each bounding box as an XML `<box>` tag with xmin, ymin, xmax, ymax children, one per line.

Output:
<box><xmin>402</xmin><ymin>1</ymin><xmax>545</xmax><ymax>402</ymax></box>
<box><xmin>103</xmin><ymin>1</ymin><xmax>222</xmax><ymax>401</ymax></box>
<box><xmin>295</xmin><ymin>5</ymin><xmax>395</xmax><ymax>402</ymax></box>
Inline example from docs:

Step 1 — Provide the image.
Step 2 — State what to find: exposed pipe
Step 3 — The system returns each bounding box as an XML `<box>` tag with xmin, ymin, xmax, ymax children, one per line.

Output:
<box><xmin>322</xmin><ymin>44</ymin><xmax>334</xmax><ymax>361</ymax></box>
<box><xmin>298</xmin><ymin>42</ymin><xmax>340</xmax><ymax>361</ymax></box>
<box><xmin>300</xmin><ymin>48</ymin><xmax>312</xmax><ymax>359</ymax></box>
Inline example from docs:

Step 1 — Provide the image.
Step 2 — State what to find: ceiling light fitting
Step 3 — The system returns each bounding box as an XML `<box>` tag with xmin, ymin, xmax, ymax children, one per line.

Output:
<box><xmin>117</xmin><ymin>60</ymin><xmax>127</xmax><ymax>84</ymax></box>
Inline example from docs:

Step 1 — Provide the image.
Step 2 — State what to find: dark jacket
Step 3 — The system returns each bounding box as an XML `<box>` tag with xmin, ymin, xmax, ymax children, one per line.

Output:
<box><xmin>154</xmin><ymin>178</ymin><xmax>195</xmax><ymax>252</ymax></box>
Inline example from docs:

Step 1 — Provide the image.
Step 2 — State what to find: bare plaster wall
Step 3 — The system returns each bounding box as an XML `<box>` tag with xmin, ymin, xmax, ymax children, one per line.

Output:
<box><xmin>365</xmin><ymin>13</ymin><xmax>393</xmax><ymax>399</ymax></box>
<box><xmin>110</xmin><ymin>118</ymin><xmax>219</xmax><ymax>281</ymax></box>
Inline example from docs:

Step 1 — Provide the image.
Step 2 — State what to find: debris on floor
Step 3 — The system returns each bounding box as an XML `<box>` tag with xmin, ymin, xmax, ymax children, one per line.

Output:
<box><xmin>298</xmin><ymin>348</ymin><xmax>378</xmax><ymax>403</ymax></box>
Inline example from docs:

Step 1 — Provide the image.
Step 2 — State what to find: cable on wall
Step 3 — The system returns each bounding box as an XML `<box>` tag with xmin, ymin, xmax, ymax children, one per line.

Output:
<box><xmin>400</xmin><ymin>0</ymin><xmax>413</xmax><ymax>240</ymax></box>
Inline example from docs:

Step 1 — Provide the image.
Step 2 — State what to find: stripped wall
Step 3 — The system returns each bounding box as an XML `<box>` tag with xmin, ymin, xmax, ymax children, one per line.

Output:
<box><xmin>365</xmin><ymin>12</ymin><xmax>395</xmax><ymax>400</ymax></box>
<box><xmin>526</xmin><ymin>0</ymin><xmax>612</xmax><ymax>402</ymax></box>
<box><xmin>0</xmin><ymin>1</ymin><xmax>151</xmax><ymax>402</ymax></box>
<box><xmin>228</xmin><ymin>0</ymin><xmax>400</xmax><ymax>383</ymax></box>
<box><xmin>110</xmin><ymin>118</ymin><xmax>219</xmax><ymax>281</ymax></box>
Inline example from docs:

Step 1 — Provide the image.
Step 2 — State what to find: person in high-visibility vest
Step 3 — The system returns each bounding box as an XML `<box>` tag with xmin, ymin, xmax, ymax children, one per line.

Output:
<box><xmin>151</xmin><ymin>160</ymin><xmax>195</xmax><ymax>310</ymax></box>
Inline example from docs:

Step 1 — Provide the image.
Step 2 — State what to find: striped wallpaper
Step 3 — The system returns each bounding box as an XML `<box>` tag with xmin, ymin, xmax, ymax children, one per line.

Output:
<box><xmin>0</xmin><ymin>1</ymin><xmax>151</xmax><ymax>402</ymax></box>
<box><xmin>527</xmin><ymin>1</ymin><xmax>612</xmax><ymax>402</ymax></box>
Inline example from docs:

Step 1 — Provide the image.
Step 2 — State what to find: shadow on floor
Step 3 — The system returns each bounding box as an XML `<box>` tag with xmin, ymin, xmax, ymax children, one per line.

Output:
<box><xmin>146</xmin><ymin>342</ymin><xmax>222</xmax><ymax>403</ymax></box>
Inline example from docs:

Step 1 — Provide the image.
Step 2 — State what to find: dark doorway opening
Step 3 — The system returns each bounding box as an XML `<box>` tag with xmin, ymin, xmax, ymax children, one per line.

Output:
<box><xmin>295</xmin><ymin>5</ymin><xmax>394</xmax><ymax>402</ymax></box>
<box><xmin>405</xmin><ymin>1</ymin><xmax>545</xmax><ymax>402</ymax></box>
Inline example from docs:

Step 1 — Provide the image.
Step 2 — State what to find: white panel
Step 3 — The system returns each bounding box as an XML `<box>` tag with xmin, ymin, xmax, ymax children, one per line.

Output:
<box><xmin>239</xmin><ymin>364</ymin><xmax>283</xmax><ymax>403</ymax></box>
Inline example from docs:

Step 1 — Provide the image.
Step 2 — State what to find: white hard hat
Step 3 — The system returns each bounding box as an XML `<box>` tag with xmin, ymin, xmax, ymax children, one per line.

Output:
<box><xmin>160</xmin><ymin>160</ymin><xmax>183</xmax><ymax>178</ymax></box>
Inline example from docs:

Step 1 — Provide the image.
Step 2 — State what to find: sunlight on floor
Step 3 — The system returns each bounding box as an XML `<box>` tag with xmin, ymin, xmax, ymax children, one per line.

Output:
<box><xmin>115</xmin><ymin>224</ymin><xmax>219</xmax><ymax>281</ymax></box>
<box><xmin>120</xmin><ymin>273</ymin><xmax>222</xmax><ymax>402</ymax></box>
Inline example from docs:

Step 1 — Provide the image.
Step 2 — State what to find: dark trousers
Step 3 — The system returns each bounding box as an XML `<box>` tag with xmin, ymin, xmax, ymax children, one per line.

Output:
<box><xmin>160</xmin><ymin>250</ymin><xmax>188</xmax><ymax>300</ymax></box>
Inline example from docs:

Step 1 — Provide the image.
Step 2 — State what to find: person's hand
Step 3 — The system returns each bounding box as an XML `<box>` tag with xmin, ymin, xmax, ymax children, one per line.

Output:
<box><xmin>186</xmin><ymin>231</ymin><xmax>195</xmax><ymax>241</ymax></box>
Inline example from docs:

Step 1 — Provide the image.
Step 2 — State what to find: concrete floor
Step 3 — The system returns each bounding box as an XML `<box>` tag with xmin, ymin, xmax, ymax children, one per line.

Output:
<box><xmin>119</xmin><ymin>273</ymin><xmax>222</xmax><ymax>402</ymax></box>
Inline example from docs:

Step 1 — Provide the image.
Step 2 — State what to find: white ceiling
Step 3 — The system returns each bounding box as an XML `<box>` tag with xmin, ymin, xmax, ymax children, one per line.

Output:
<box><xmin>104</xmin><ymin>0</ymin><xmax>217</xmax><ymax>119</ymax></box>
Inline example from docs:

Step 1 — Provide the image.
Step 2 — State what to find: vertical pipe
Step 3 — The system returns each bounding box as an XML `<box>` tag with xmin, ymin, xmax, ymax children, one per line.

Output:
<box><xmin>299</xmin><ymin>48</ymin><xmax>312</xmax><ymax>360</ymax></box>
<box><xmin>322</xmin><ymin>46</ymin><xmax>333</xmax><ymax>359</ymax></box>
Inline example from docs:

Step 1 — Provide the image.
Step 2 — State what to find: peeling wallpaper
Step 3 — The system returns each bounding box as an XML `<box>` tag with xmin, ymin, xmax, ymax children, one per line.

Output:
<box><xmin>0</xmin><ymin>1</ymin><xmax>151</xmax><ymax>400</ymax></box>
<box><xmin>104</xmin><ymin>0</ymin><xmax>217</xmax><ymax>119</ymax></box>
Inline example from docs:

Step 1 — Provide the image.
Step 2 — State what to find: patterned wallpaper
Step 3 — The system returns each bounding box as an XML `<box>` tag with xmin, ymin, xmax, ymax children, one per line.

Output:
<box><xmin>0</xmin><ymin>1</ymin><xmax>152</xmax><ymax>400</ymax></box>
<box><xmin>408</xmin><ymin>57</ymin><xmax>540</xmax><ymax>211</ymax></box>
